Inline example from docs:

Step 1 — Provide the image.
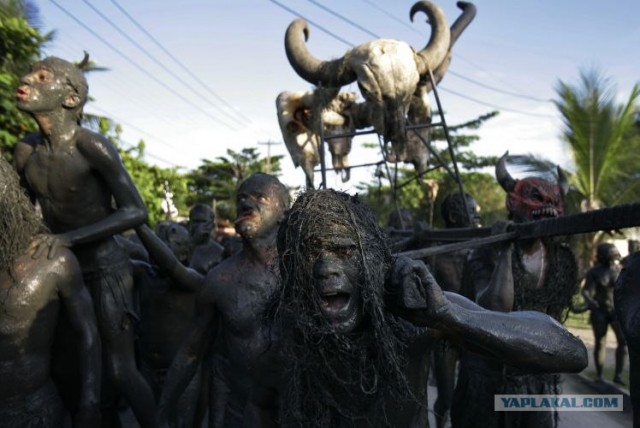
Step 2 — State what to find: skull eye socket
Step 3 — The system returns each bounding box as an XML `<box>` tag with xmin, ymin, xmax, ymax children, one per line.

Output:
<box><xmin>528</xmin><ymin>187</ymin><xmax>543</xmax><ymax>202</ymax></box>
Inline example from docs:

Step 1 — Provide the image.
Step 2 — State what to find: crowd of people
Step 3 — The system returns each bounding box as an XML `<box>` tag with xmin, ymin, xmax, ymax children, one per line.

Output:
<box><xmin>1</xmin><ymin>54</ymin><xmax>638</xmax><ymax>428</ymax></box>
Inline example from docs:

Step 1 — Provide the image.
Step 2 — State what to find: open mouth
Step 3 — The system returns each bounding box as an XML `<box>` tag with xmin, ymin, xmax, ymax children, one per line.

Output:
<box><xmin>531</xmin><ymin>207</ymin><xmax>559</xmax><ymax>220</ymax></box>
<box><xmin>319</xmin><ymin>291</ymin><xmax>351</xmax><ymax>313</ymax></box>
<box><xmin>235</xmin><ymin>208</ymin><xmax>256</xmax><ymax>225</ymax></box>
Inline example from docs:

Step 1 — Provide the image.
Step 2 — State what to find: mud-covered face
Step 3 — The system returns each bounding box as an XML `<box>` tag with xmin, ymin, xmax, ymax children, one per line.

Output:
<box><xmin>597</xmin><ymin>243</ymin><xmax>621</xmax><ymax>266</ymax></box>
<box><xmin>506</xmin><ymin>177</ymin><xmax>565</xmax><ymax>222</ymax></box>
<box><xmin>447</xmin><ymin>195</ymin><xmax>481</xmax><ymax>228</ymax></box>
<box><xmin>189</xmin><ymin>211</ymin><xmax>214</xmax><ymax>245</ymax></box>
<box><xmin>16</xmin><ymin>63</ymin><xmax>70</xmax><ymax>114</ymax></box>
<box><xmin>309</xmin><ymin>226</ymin><xmax>364</xmax><ymax>333</ymax></box>
<box><xmin>161</xmin><ymin>224</ymin><xmax>191</xmax><ymax>265</ymax></box>
<box><xmin>235</xmin><ymin>177</ymin><xmax>286</xmax><ymax>240</ymax></box>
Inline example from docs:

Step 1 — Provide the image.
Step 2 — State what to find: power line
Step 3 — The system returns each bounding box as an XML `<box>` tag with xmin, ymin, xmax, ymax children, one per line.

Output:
<box><xmin>80</xmin><ymin>0</ymin><xmax>245</xmax><ymax>127</ymax></box>
<box><xmin>268</xmin><ymin>0</ymin><xmax>354</xmax><ymax>46</ymax></box>
<box><xmin>305</xmin><ymin>0</ymin><xmax>378</xmax><ymax>39</ymax></box>
<box><xmin>107</xmin><ymin>0</ymin><xmax>249</xmax><ymax>124</ymax></box>
<box><xmin>50</xmin><ymin>0</ymin><xmax>240</xmax><ymax>131</ymax></box>
<box><xmin>439</xmin><ymin>87</ymin><xmax>556</xmax><ymax>118</ymax></box>
<box><xmin>359</xmin><ymin>0</ymin><xmax>551</xmax><ymax>104</ymax></box>
<box><xmin>448</xmin><ymin>70</ymin><xmax>552</xmax><ymax>103</ymax></box>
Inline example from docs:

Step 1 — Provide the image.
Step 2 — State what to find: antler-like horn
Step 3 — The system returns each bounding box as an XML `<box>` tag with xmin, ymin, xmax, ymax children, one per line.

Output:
<box><xmin>78</xmin><ymin>51</ymin><xmax>90</xmax><ymax>69</ymax></box>
<box><xmin>284</xmin><ymin>19</ymin><xmax>357</xmax><ymax>87</ymax></box>
<box><xmin>410</xmin><ymin>1</ymin><xmax>451</xmax><ymax>76</ymax></box>
<box><xmin>425</xmin><ymin>1</ymin><xmax>477</xmax><ymax>91</ymax></box>
<box><xmin>557</xmin><ymin>166</ymin><xmax>570</xmax><ymax>196</ymax></box>
<box><xmin>495</xmin><ymin>151</ymin><xmax>517</xmax><ymax>192</ymax></box>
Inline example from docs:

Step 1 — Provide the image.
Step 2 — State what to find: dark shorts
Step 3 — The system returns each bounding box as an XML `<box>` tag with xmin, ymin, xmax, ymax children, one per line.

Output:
<box><xmin>82</xmin><ymin>247</ymin><xmax>139</xmax><ymax>333</ymax></box>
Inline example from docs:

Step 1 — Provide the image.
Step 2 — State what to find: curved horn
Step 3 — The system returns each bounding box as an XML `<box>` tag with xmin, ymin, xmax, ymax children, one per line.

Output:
<box><xmin>495</xmin><ymin>151</ymin><xmax>517</xmax><ymax>192</ymax></box>
<box><xmin>557</xmin><ymin>166</ymin><xmax>570</xmax><ymax>196</ymax></box>
<box><xmin>77</xmin><ymin>51</ymin><xmax>90</xmax><ymax>69</ymax></box>
<box><xmin>424</xmin><ymin>2</ymin><xmax>477</xmax><ymax>91</ymax></box>
<box><xmin>410</xmin><ymin>1</ymin><xmax>451</xmax><ymax>76</ymax></box>
<box><xmin>284</xmin><ymin>19</ymin><xmax>357</xmax><ymax>87</ymax></box>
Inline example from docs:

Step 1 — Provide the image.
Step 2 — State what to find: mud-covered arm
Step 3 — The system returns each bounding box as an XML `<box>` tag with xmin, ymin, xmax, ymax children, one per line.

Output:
<box><xmin>390</xmin><ymin>256</ymin><xmax>587</xmax><ymax>374</ymax></box>
<box><xmin>136</xmin><ymin>224</ymin><xmax>203</xmax><ymax>292</ymax></box>
<box><xmin>615</xmin><ymin>253</ymin><xmax>640</xmax><ymax>346</ymax></box>
<box><xmin>56</xmin><ymin>249</ymin><xmax>102</xmax><ymax>427</ymax></box>
<box><xmin>62</xmin><ymin>133</ymin><xmax>147</xmax><ymax>245</ymax></box>
<box><xmin>158</xmin><ymin>301</ymin><xmax>215</xmax><ymax>425</ymax></box>
<box><xmin>581</xmin><ymin>269</ymin><xmax>599</xmax><ymax>310</ymax></box>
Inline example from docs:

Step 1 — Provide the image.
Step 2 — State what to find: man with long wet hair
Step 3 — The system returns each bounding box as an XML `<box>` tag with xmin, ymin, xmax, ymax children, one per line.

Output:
<box><xmin>274</xmin><ymin>188</ymin><xmax>587</xmax><ymax>427</ymax></box>
<box><xmin>0</xmin><ymin>158</ymin><xmax>101</xmax><ymax>427</ymax></box>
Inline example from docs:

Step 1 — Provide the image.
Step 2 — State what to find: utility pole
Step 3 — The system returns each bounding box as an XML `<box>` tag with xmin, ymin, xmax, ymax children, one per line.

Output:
<box><xmin>258</xmin><ymin>140</ymin><xmax>282</xmax><ymax>173</ymax></box>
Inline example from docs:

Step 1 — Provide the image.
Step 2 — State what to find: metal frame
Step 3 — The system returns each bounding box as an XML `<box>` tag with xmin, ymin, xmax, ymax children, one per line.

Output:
<box><xmin>314</xmin><ymin>70</ymin><xmax>472</xmax><ymax>226</ymax></box>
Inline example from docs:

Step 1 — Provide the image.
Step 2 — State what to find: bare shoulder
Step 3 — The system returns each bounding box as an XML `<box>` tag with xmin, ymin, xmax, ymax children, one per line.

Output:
<box><xmin>75</xmin><ymin>127</ymin><xmax>123</xmax><ymax>168</ymax></box>
<box><xmin>35</xmin><ymin>245</ymin><xmax>82</xmax><ymax>281</ymax></box>
<box><xmin>13</xmin><ymin>133</ymin><xmax>40</xmax><ymax>170</ymax></box>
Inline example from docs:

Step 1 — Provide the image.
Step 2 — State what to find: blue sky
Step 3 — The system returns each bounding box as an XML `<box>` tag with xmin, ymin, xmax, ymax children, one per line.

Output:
<box><xmin>32</xmin><ymin>0</ymin><xmax>640</xmax><ymax>191</ymax></box>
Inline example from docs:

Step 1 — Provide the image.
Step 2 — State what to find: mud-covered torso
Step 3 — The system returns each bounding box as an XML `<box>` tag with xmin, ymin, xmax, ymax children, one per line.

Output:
<box><xmin>133</xmin><ymin>261</ymin><xmax>197</xmax><ymax>369</ymax></box>
<box><xmin>0</xmin><ymin>254</ymin><xmax>61</xmax><ymax>400</ymax></box>
<box><xmin>586</xmin><ymin>264</ymin><xmax>619</xmax><ymax>312</ymax></box>
<box><xmin>22</xmin><ymin>134</ymin><xmax>114</xmax><ymax>234</ymax></box>
<box><xmin>206</xmin><ymin>252</ymin><xmax>281</xmax><ymax>402</ymax></box>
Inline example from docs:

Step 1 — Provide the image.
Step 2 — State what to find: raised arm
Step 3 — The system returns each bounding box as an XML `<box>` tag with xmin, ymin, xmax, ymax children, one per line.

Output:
<box><xmin>157</xmin><ymin>301</ymin><xmax>216</xmax><ymax>426</ymax></box>
<box><xmin>56</xmin><ymin>249</ymin><xmax>102</xmax><ymax>427</ymax></box>
<box><xmin>135</xmin><ymin>224</ymin><xmax>204</xmax><ymax>292</ymax></box>
<box><xmin>392</xmin><ymin>256</ymin><xmax>587</xmax><ymax>374</ymax></box>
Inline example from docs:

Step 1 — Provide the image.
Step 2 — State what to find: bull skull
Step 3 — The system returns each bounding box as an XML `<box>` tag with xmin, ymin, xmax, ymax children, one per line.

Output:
<box><xmin>284</xmin><ymin>1</ymin><xmax>476</xmax><ymax>172</ymax></box>
<box><xmin>276</xmin><ymin>89</ymin><xmax>357</xmax><ymax>188</ymax></box>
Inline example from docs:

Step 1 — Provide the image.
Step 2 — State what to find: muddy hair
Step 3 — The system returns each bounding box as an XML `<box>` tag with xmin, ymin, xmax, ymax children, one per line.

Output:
<box><xmin>275</xmin><ymin>189</ymin><xmax>411</xmax><ymax>427</ymax></box>
<box><xmin>37</xmin><ymin>56</ymin><xmax>88</xmax><ymax>124</ymax></box>
<box><xmin>0</xmin><ymin>159</ymin><xmax>47</xmax><ymax>273</ymax></box>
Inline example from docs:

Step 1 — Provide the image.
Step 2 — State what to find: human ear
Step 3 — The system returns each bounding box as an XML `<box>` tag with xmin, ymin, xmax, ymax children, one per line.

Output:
<box><xmin>62</xmin><ymin>93</ymin><xmax>80</xmax><ymax>108</ymax></box>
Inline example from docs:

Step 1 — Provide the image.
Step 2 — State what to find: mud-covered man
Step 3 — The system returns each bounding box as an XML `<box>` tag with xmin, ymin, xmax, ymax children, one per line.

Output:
<box><xmin>136</xmin><ymin>173</ymin><xmax>290</xmax><ymax>426</ymax></box>
<box><xmin>14</xmin><ymin>55</ymin><xmax>155</xmax><ymax>427</ymax></box>
<box><xmin>132</xmin><ymin>222</ymin><xmax>202</xmax><ymax>427</ymax></box>
<box><xmin>615</xmin><ymin>251</ymin><xmax>640</xmax><ymax>427</ymax></box>
<box><xmin>0</xmin><ymin>158</ymin><xmax>101</xmax><ymax>427</ymax></box>
<box><xmin>273</xmin><ymin>189</ymin><xmax>587</xmax><ymax>427</ymax></box>
<box><xmin>583</xmin><ymin>242</ymin><xmax>626</xmax><ymax>384</ymax></box>
<box><xmin>187</xmin><ymin>203</ymin><xmax>225</xmax><ymax>273</ymax></box>
<box><xmin>428</xmin><ymin>192</ymin><xmax>481</xmax><ymax>428</ymax></box>
<box><xmin>452</xmin><ymin>154</ymin><xmax>579</xmax><ymax>428</ymax></box>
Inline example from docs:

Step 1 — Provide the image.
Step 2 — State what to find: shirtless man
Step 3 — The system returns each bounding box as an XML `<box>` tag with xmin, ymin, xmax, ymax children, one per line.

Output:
<box><xmin>132</xmin><ymin>222</ymin><xmax>202</xmax><ymax>426</ymax></box>
<box><xmin>0</xmin><ymin>158</ymin><xmax>101</xmax><ymax>427</ymax></box>
<box><xmin>615</xmin><ymin>252</ymin><xmax>640</xmax><ymax>427</ymax></box>
<box><xmin>188</xmin><ymin>203</ymin><xmax>224</xmax><ymax>274</ymax></box>
<box><xmin>14</xmin><ymin>55</ymin><xmax>155</xmax><ymax>427</ymax></box>
<box><xmin>272</xmin><ymin>188</ymin><xmax>587</xmax><ymax>427</ymax></box>
<box><xmin>582</xmin><ymin>242</ymin><xmax>626</xmax><ymax>384</ymax></box>
<box><xmin>452</xmin><ymin>154</ymin><xmax>578</xmax><ymax>428</ymax></box>
<box><xmin>428</xmin><ymin>192</ymin><xmax>481</xmax><ymax>428</ymax></box>
<box><xmin>135</xmin><ymin>172</ymin><xmax>290</xmax><ymax>426</ymax></box>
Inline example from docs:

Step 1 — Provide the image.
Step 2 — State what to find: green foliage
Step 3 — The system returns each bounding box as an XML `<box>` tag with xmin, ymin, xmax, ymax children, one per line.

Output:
<box><xmin>554</xmin><ymin>68</ymin><xmax>640</xmax><ymax>270</ymax></box>
<box><xmin>186</xmin><ymin>147</ymin><xmax>284</xmax><ymax>221</ymax></box>
<box><xmin>0</xmin><ymin>3</ymin><xmax>48</xmax><ymax>161</ymax></box>
<box><xmin>357</xmin><ymin>110</ymin><xmax>504</xmax><ymax>226</ymax></box>
<box><xmin>97</xmin><ymin>118</ymin><xmax>189</xmax><ymax>227</ymax></box>
<box><xmin>554</xmin><ymin>68</ymin><xmax>640</xmax><ymax>209</ymax></box>
<box><xmin>357</xmin><ymin>167</ymin><xmax>505</xmax><ymax>228</ymax></box>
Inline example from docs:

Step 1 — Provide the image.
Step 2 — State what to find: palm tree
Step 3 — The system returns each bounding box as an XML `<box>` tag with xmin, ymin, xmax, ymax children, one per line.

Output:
<box><xmin>553</xmin><ymin>68</ymin><xmax>640</xmax><ymax>269</ymax></box>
